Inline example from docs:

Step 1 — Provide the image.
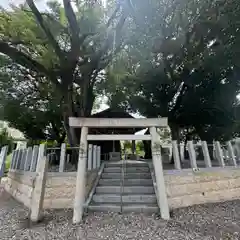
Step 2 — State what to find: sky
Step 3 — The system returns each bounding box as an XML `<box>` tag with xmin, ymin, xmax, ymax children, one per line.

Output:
<box><xmin>1</xmin><ymin>0</ymin><xmax>47</xmax><ymax>9</ymax></box>
<box><xmin>1</xmin><ymin>0</ymin><xmax>107</xmax><ymax>9</ymax></box>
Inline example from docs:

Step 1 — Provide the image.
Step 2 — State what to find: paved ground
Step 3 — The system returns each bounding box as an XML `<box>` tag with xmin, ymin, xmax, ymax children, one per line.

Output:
<box><xmin>1</xmin><ymin>187</ymin><xmax>240</xmax><ymax>240</ymax></box>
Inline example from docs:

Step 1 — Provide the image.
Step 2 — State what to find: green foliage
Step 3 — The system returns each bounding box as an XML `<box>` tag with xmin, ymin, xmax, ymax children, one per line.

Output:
<box><xmin>104</xmin><ymin>0</ymin><xmax>240</xmax><ymax>142</ymax></box>
<box><xmin>0</xmin><ymin>0</ymin><xmax>130</xmax><ymax>147</ymax></box>
<box><xmin>0</xmin><ymin>128</ymin><xmax>14</xmax><ymax>152</ymax></box>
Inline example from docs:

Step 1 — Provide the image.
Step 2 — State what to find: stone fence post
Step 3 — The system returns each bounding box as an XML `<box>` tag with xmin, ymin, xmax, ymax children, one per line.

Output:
<box><xmin>30</xmin><ymin>145</ymin><xmax>39</xmax><ymax>172</ymax></box>
<box><xmin>93</xmin><ymin>145</ymin><xmax>97</xmax><ymax>169</ymax></box>
<box><xmin>59</xmin><ymin>143</ymin><xmax>66</xmax><ymax>172</ymax></box>
<box><xmin>30</xmin><ymin>144</ymin><xmax>48</xmax><ymax>222</ymax></box>
<box><xmin>214</xmin><ymin>141</ymin><xmax>225</xmax><ymax>167</ymax></box>
<box><xmin>0</xmin><ymin>146</ymin><xmax>8</xmax><ymax>181</ymax></box>
<box><xmin>88</xmin><ymin>144</ymin><xmax>93</xmax><ymax>170</ymax></box>
<box><xmin>187</xmin><ymin>141</ymin><xmax>198</xmax><ymax>169</ymax></box>
<box><xmin>201</xmin><ymin>141</ymin><xmax>212</xmax><ymax>168</ymax></box>
<box><xmin>227</xmin><ymin>141</ymin><xmax>237</xmax><ymax>167</ymax></box>
<box><xmin>172</xmin><ymin>141</ymin><xmax>181</xmax><ymax>170</ymax></box>
<box><xmin>97</xmin><ymin>146</ymin><xmax>101</xmax><ymax>168</ymax></box>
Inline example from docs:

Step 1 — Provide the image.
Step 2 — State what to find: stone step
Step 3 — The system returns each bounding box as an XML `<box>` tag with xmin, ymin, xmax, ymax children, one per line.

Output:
<box><xmin>101</xmin><ymin>172</ymin><xmax>152</xmax><ymax>179</ymax></box>
<box><xmin>93</xmin><ymin>194</ymin><xmax>157</xmax><ymax>204</ymax></box>
<box><xmin>104</xmin><ymin>167</ymin><xmax>150</xmax><ymax>173</ymax></box>
<box><xmin>88</xmin><ymin>203</ymin><xmax>159</xmax><ymax>213</ymax></box>
<box><xmin>99</xmin><ymin>178</ymin><xmax>153</xmax><ymax>186</ymax></box>
<box><xmin>105</xmin><ymin>163</ymin><xmax>149</xmax><ymax>168</ymax></box>
<box><xmin>96</xmin><ymin>186</ymin><xmax>155</xmax><ymax>194</ymax></box>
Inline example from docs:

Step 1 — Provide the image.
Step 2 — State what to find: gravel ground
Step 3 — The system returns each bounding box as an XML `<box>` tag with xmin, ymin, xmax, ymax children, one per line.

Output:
<box><xmin>1</xmin><ymin>186</ymin><xmax>240</xmax><ymax>240</ymax></box>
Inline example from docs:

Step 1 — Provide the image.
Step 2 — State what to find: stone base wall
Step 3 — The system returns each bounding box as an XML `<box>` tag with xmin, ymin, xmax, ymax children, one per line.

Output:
<box><xmin>4</xmin><ymin>169</ymin><xmax>98</xmax><ymax>209</ymax></box>
<box><xmin>4</xmin><ymin>171</ymin><xmax>36</xmax><ymax>208</ymax></box>
<box><xmin>5</xmin><ymin>167</ymin><xmax>240</xmax><ymax>211</ymax></box>
<box><xmin>165</xmin><ymin>167</ymin><xmax>240</xmax><ymax>209</ymax></box>
<box><xmin>44</xmin><ymin>170</ymin><xmax>98</xmax><ymax>209</ymax></box>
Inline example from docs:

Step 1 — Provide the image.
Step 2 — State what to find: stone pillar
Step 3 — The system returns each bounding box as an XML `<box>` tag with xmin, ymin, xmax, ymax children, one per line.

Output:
<box><xmin>227</xmin><ymin>141</ymin><xmax>237</xmax><ymax>167</ymax></box>
<box><xmin>30</xmin><ymin>145</ymin><xmax>39</xmax><ymax>172</ymax></box>
<box><xmin>73</xmin><ymin>126</ymin><xmax>88</xmax><ymax>224</ymax></box>
<box><xmin>88</xmin><ymin>144</ymin><xmax>93</xmax><ymax>170</ymax></box>
<box><xmin>97</xmin><ymin>146</ymin><xmax>101</xmax><ymax>168</ymax></box>
<box><xmin>59</xmin><ymin>143</ymin><xmax>66</xmax><ymax>172</ymax></box>
<box><xmin>172</xmin><ymin>141</ymin><xmax>181</xmax><ymax>170</ymax></box>
<box><xmin>214</xmin><ymin>141</ymin><xmax>225</xmax><ymax>167</ymax></box>
<box><xmin>150</xmin><ymin>127</ymin><xmax>170</xmax><ymax>220</ymax></box>
<box><xmin>201</xmin><ymin>141</ymin><xmax>212</xmax><ymax>168</ymax></box>
<box><xmin>24</xmin><ymin>147</ymin><xmax>33</xmax><ymax>171</ymax></box>
<box><xmin>30</xmin><ymin>144</ymin><xmax>48</xmax><ymax>222</ymax></box>
<box><xmin>187</xmin><ymin>141</ymin><xmax>198</xmax><ymax>169</ymax></box>
<box><xmin>0</xmin><ymin>146</ymin><xmax>8</xmax><ymax>179</ymax></box>
<box><xmin>93</xmin><ymin>145</ymin><xmax>97</xmax><ymax>169</ymax></box>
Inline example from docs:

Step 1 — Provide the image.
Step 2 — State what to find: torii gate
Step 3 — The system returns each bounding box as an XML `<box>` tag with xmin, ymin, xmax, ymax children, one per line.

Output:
<box><xmin>69</xmin><ymin>117</ymin><xmax>170</xmax><ymax>223</ymax></box>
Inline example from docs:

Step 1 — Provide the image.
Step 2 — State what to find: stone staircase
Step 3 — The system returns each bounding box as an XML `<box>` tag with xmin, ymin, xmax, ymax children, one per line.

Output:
<box><xmin>88</xmin><ymin>162</ymin><xmax>159</xmax><ymax>213</ymax></box>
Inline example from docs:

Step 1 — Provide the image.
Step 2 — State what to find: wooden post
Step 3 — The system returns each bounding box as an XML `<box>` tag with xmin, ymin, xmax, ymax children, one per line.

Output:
<box><xmin>201</xmin><ymin>141</ymin><xmax>212</xmax><ymax>168</ymax></box>
<box><xmin>150</xmin><ymin>127</ymin><xmax>170</xmax><ymax>220</ymax></box>
<box><xmin>93</xmin><ymin>145</ymin><xmax>97</xmax><ymax>169</ymax></box>
<box><xmin>172</xmin><ymin>141</ymin><xmax>181</xmax><ymax>170</ymax></box>
<box><xmin>187</xmin><ymin>141</ymin><xmax>198</xmax><ymax>169</ymax></box>
<box><xmin>30</xmin><ymin>145</ymin><xmax>39</xmax><ymax>172</ymax></box>
<box><xmin>214</xmin><ymin>141</ymin><xmax>225</xmax><ymax>167</ymax></box>
<box><xmin>0</xmin><ymin>146</ymin><xmax>8</xmax><ymax>181</ymax></box>
<box><xmin>30</xmin><ymin>144</ymin><xmax>48</xmax><ymax>222</ymax></box>
<box><xmin>24</xmin><ymin>147</ymin><xmax>33</xmax><ymax>171</ymax></box>
<box><xmin>73</xmin><ymin>126</ymin><xmax>88</xmax><ymax>224</ymax></box>
<box><xmin>227</xmin><ymin>141</ymin><xmax>237</xmax><ymax>167</ymax></box>
<box><xmin>88</xmin><ymin>144</ymin><xmax>93</xmax><ymax>170</ymax></box>
<box><xmin>59</xmin><ymin>143</ymin><xmax>66</xmax><ymax>172</ymax></box>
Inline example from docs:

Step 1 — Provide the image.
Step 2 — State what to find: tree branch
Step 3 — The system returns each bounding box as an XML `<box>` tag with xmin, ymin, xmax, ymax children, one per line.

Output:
<box><xmin>63</xmin><ymin>0</ymin><xmax>81</xmax><ymax>61</ymax></box>
<box><xmin>26</xmin><ymin>0</ymin><xmax>63</xmax><ymax>61</ymax></box>
<box><xmin>0</xmin><ymin>41</ymin><xmax>60</xmax><ymax>87</ymax></box>
<box><xmin>0</xmin><ymin>41</ymin><xmax>47</xmax><ymax>75</ymax></box>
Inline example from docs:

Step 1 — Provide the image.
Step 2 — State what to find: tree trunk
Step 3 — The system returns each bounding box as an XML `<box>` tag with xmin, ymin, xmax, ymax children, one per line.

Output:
<box><xmin>61</xmin><ymin>82</ymin><xmax>95</xmax><ymax>165</ymax></box>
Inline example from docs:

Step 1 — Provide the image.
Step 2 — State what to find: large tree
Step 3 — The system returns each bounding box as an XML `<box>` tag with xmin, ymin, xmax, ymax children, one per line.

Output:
<box><xmin>0</xmin><ymin>0</ymin><xmax>134</xmax><ymax>145</ymax></box>
<box><xmin>104</xmin><ymin>0</ymin><xmax>240</xmax><ymax>143</ymax></box>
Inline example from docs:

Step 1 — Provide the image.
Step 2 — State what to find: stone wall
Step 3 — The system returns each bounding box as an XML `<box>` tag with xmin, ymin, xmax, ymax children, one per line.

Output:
<box><xmin>44</xmin><ymin>170</ymin><xmax>97</xmax><ymax>209</ymax></box>
<box><xmin>165</xmin><ymin>167</ymin><xmax>240</xmax><ymax>209</ymax></box>
<box><xmin>5</xmin><ymin>167</ymin><xmax>240</xmax><ymax>211</ymax></box>
<box><xmin>4</xmin><ymin>171</ymin><xmax>36</xmax><ymax>208</ymax></box>
<box><xmin>4</xmin><ymin>169</ymin><xmax>98</xmax><ymax>209</ymax></box>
